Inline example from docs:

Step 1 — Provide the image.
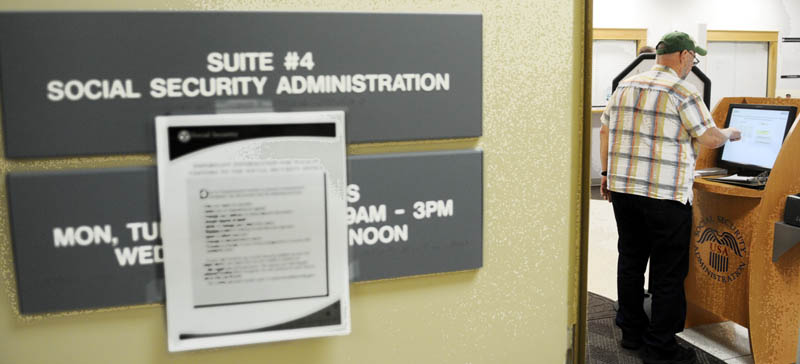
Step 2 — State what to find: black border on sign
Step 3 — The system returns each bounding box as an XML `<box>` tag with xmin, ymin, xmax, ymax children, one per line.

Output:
<box><xmin>179</xmin><ymin>300</ymin><xmax>341</xmax><ymax>340</ymax></box>
<box><xmin>168</xmin><ymin>123</ymin><xmax>336</xmax><ymax>161</ymax></box>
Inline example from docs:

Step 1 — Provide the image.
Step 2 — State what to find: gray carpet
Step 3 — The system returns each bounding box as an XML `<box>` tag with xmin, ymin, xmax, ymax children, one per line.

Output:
<box><xmin>587</xmin><ymin>292</ymin><xmax>726</xmax><ymax>364</ymax></box>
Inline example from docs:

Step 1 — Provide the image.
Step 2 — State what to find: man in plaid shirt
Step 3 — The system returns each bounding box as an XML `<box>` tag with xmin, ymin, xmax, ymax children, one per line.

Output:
<box><xmin>599</xmin><ymin>32</ymin><xmax>741</xmax><ymax>364</ymax></box>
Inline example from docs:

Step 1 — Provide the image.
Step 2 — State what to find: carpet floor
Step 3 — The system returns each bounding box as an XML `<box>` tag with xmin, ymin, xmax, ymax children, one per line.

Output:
<box><xmin>586</xmin><ymin>292</ymin><xmax>726</xmax><ymax>364</ymax></box>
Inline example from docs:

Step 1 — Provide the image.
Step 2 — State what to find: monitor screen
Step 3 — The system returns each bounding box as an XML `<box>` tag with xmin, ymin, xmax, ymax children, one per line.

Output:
<box><xmin>719</xmin><ymin>104</ymin><xmax>797</xmax><ymax>172</ymax></box>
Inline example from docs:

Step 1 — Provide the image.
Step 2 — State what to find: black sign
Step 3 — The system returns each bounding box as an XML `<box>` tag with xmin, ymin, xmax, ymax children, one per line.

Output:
<box><xmin>8</xmin><ymin>150</ymin><xmax>482</xmax><ymax>314</ymax></box>
<box><xmin>0</xmin><ymin>12</ymin><xmax>482</xmax><ymax>158</ymax></box>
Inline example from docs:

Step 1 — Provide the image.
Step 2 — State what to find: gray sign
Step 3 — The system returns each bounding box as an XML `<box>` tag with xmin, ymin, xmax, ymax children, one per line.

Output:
<box><xmin>7</xmin><ymin>150</ymin><xmax>482</xmax><ymax>314</ymax></box>
<box><xmin>0</xmin><ymin>12</ymin><xmax>482</xmax><ymax>158</ymax></box>
<box><xmin>347</xmin><ymin>150</ymin><xmax>483</xmax><ymax>281</ymax></box>
<box><xmin>7</xmin><ymin>167</ymin><xmax>164</xmax><ymax>314</ymax></box>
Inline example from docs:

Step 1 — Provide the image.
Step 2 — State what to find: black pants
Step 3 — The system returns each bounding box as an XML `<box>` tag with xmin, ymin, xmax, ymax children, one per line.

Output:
<box><xmin>610</xmin><ymin>191</ymin><xmax>691</xmax><ymax>355</ymax></box>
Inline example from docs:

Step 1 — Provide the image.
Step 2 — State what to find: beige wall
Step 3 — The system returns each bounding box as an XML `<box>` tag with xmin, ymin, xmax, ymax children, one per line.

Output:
<box><xmin>0</xmin><ymin>1</ymin><xmax>587</xmax><ymax>363</ymax></box>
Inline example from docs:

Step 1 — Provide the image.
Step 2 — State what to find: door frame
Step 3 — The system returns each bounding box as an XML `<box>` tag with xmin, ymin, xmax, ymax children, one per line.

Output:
<box><xmin>707</xmin><ymin>30</ymin><xmax>779</xmax><ymax>98</ymax></box>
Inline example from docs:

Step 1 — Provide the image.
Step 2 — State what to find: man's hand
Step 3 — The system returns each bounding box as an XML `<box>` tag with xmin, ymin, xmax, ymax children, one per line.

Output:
<box><xmin>697</xmin><ymin>127</ymin><xmax>742</xmax><ymax>148</ymax></box>
<box><xmin>600</xmin><ymin>176</ymin><xmax>612</xmax><ymax>202</ymax></box>
<box><xmin>728</xmin><ymin>127</ymin><xmax>742</xmax><ymax>142</ymax></box>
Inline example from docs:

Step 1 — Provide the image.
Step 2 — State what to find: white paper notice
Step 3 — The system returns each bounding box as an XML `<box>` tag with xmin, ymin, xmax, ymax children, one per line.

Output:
<box><xmin>155</xmin><ymin>111</ymin><xmax>349</xmax><ymax>352</ymax></box>
<box><xmin>188</xmin><ymin>173</ymin><xmax>328</xmax><ymax>307</ymax></box>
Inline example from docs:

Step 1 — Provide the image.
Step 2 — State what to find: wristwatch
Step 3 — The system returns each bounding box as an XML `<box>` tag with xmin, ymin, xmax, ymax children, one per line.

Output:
<box><xmin>601</xmin><ymin>171</ymin><xmax>607</xmax><ymax>176</ymax></box>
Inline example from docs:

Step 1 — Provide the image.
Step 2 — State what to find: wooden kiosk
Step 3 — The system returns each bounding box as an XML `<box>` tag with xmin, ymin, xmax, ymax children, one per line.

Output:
<box><xmin>686</xmin><ymin>97</ymin><xmax>800</xmax><ymax>363</ymax></box>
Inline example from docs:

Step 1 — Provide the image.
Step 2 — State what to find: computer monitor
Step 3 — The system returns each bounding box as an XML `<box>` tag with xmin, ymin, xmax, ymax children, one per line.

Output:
<box><xmin>718</xmin><ymin>104</ymin><xmax>798</xmax><ymax>174</ymax></box>
<box><xmin>612</xmin><ymin>53</ymin><xmax>712</xmax><ymax>109</ymax></box>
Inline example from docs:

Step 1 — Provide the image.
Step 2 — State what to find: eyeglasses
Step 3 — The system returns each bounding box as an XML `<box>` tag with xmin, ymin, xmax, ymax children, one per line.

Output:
<box><xmin>687</xmin><ymin>51</ymin><xmax>700</xmax><ymax>66</ymax></box>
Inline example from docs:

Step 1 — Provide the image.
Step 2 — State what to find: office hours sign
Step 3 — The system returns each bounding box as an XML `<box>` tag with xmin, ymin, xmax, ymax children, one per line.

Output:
<box><xmin>8</xmin><ymin>150</ymin><xmax>482</xmax><ymax>314</ymax></box>
<box><xmin>0</xmin><ymin>12</ymin><xmax>482</xmax><ymax>158</ymax></box>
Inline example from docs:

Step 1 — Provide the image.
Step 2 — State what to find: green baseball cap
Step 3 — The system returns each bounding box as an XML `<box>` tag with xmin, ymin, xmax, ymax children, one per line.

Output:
<box><xmin>656</xmin><ymin>31</ymin><xmax>707</xmax><ymax>56</ymax></box>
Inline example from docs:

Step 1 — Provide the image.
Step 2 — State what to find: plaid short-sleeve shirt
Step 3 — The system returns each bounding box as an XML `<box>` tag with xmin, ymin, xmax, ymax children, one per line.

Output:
<box><xmin>601</xmin><ymin>65</ymin><xmax>716</xmax><ymax>204</ymax></box>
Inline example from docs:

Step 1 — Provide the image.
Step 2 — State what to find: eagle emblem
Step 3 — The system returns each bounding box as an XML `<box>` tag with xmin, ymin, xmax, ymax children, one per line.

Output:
<box><xmin>697</xmin><ymin>228</ymin><xmax>744</xmax><ymax>273</ymax></box>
